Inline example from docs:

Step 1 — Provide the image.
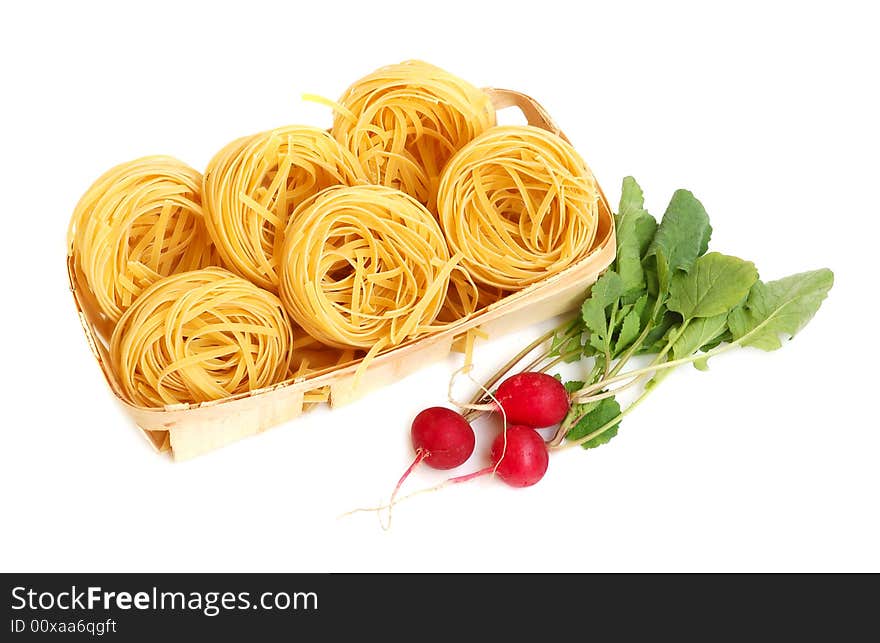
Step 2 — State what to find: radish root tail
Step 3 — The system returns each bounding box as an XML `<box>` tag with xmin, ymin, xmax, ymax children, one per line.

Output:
<box><xmin>338</xmin><ymin>465</ymin><xmax>495</xmax><ymax>521</ymax></box>
<box><xmin>383</xmin><ymin>448</ymin><xmax>428</xmax><ymax>530</ymax></box>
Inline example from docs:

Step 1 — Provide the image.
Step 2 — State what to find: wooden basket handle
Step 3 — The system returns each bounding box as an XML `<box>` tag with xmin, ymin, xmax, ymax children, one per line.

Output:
<box><xmin>483</xmin><ymin>87</ymin><xmax>570</xmax><ymax>144</ymax></box>
<box><xmin>483</xmin><ymin>86</ymin><xmax>611</xmax><ymax>221</ymax></box>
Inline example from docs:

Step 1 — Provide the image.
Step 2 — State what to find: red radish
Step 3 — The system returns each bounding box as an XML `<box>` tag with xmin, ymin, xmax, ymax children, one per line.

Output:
<box><xmin>491</xmin><ymin>372</ymin><xmax>570</xmax><ymax>427</ymax></box>
<box><xmin>388</xmin><ymin>407</ymin><xmax>475</xmax><ymax>517</ymax></box>
<box><xmin>410</xmin><ymin>407</ymin><xmax>475</xmax><ymax>469</ymax></box>
<box><xmin>348</xmin><ymin>420</ymin><xmax>546</xmax><ymax>525</ymax></box>
<box><xmin>446</xmin><ymin>425</ymin><xmax>550</xmax><ymax>489</ymax></box>
<box><xmin>489</xmin><ymin>425</ymin><xmax>549</xmax><ymax>487</ymax></box>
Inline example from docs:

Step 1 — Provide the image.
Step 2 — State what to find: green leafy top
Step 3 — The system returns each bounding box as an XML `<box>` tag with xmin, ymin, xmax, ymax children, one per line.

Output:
<box><xmin>557</xmin><ymin>177</ymin><xmax>832</xmax><ymax>452</ymax></box>
<box><xmin>667</xmin><ymin>252</ymin><xmax>758</xmax><ymax>320</ymax></box>
<box><xmin>648</xmin><ymin>189</ymin><xmax>712</xmax><ymax>276</ymax></box>
<box><xmin>615</xmin><ymin>177</ymin><xmax>657</xmax><ymax>295</ymax></box>
<box><xmin>729</xmin><ymin>269</ymin><xmax>834</xmax><ymax>350</ymax></box>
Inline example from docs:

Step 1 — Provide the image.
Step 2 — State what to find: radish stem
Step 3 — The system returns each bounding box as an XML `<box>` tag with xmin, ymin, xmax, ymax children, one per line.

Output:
<box><xmin>555</xmin><ymin>385</ymin><xmax>655</xmax><ymax>450</ymax></box>
<box><xmin>556</xmin><ymin>314</ymin><xmax>791</xmax><ymax>449</ymax></box>
<box><xmin>466</xmin><ymin>317</ymin><xmax>579</xmax><ymax>409</ymax></box>
<box><xmin>466</xmin><ymin>326</ymin><xmax>556</xmax><ymax>406</ymax></box>
<box><xmin>605</xmin><ymin>294</ymin><xmax>666</xmax><ymax>379</ymax></box>
<box><xmin>537</xmin><ymin>349</ymin><xmax>581</xmax><ymax>374</ymax></box>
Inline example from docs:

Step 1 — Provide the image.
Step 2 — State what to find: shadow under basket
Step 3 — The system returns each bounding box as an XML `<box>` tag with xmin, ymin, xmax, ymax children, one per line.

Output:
<box><xmin>67</xmin><ymin>87</ymin><xmax>617</xmax><ymax>461</ymax></box>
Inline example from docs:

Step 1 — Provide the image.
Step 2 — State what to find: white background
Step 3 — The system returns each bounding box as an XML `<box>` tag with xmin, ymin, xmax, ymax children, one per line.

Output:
<box><xmin>1</xmin><ymin>1</ymin><xmax>877</xmax><ymax>572</ymax></box>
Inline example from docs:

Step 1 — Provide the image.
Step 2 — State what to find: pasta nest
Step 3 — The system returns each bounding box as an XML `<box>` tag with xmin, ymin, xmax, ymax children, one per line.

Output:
<box><xmin>280</xmin><ymin>185</ymin><xmax>455</xmax><ymax>350</ymax></box>
<box><xmin>438</xmin><ymin>125</ymin><xmax>601</xmax><ymax>290</ymax></box>
<box><xmin>67</xmin><ymin>156</ymin><xmax>218</xmax><ymax>325</ymax></box>
<box><xmin>331</xmin><ymin>60</ymin><xmax>496</xmax><ymax>213</ymax></box>
<box><xmin>202</xmin><ymin>125</ymin><xmax>366</xmax><ymax>292</ymax></box>
<box><xmin>110</xmin><ymin>268</ymin><xmax>293</xmax><ymax>407</ymax></box>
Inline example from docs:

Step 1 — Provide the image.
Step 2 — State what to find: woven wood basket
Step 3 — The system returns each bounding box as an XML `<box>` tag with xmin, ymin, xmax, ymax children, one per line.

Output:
<box><xmin>67</xmin><ymin>88</ymin><xmax>617</xmax><ymax>460</ymax></box>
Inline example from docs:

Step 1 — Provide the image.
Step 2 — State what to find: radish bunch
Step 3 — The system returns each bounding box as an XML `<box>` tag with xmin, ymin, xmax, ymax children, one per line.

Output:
<box><xmin>354</xmin><ymin>175</ymin><xmax>835</xmax><ymax>527</ymax></box>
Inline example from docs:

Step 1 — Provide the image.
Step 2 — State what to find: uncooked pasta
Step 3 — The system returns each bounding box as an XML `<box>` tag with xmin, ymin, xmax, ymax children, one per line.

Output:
<box><xmin>110</xmin><ymin>268</ymin><xmax>294</xmax><ymax>407</ymax></box>
<box><xmin>437</xmin><ymin>125</ymin><xmax>601</xmax><ymax>290</ymax></box>
<box><xmin>279</xmin><ymin>184</ymin><xmax>457</xmax><ymax>352</ymax></box>
<box><xmin>328</xmin><ymin>60</ymin><xmax>496</xmax><ymax>213</ymax></box>
<box><xmin>202</xmin><ymin>125</ymin><xmax>366</xmax><ymax>292</ymax></box>
<box><xmin>68</xmin><ymin>64</ymin><xmax>613</xmax><ymax>436</ymax></box>
<box><xmin>67</xmin><ymin>156</ymin><xmax>218</xmax><ymax>326</ymax></box>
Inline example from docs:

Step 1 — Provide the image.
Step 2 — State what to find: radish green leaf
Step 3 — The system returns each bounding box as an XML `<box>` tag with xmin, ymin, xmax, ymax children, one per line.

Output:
<box><xmin>667</xmin><ymin>252</ymin><xmax>758</xmax><ymax>319</ymax></box>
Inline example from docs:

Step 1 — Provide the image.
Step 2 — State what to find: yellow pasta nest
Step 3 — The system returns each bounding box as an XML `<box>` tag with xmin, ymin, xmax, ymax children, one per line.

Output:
<box><xmin>202</xmin><ymin>125</ymin><xmax>366</xmax><ymax>292</ymax></box>
<box><xmin>279</xmin><ymin>185</ymin><xmax>456</xmax><ymax>350</ymax></box>
<box><xmin>330</xmin><ymin>60</ymin><xmax>496</xmax><ymax>212</ymax></box>
<box><xmin>437</xmin><ymin>125</ymin><xmax>601</xmax><ymax>290</ymax></box>
<box><xmin>67</xmin><ymin>156</ymin><xmax>218</xmax><ymax>325</ymax></box>
<box><xmin>110</xmin><ymin>268</ymin><xmax>294</xmax><ymax>407</ymax></box>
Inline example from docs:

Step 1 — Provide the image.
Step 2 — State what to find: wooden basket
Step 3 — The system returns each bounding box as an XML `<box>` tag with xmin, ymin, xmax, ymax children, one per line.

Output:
<box><xmin>67</xmin><ymin>88</ymin><xmax>617</xmax><ymax>461</ymax></box>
